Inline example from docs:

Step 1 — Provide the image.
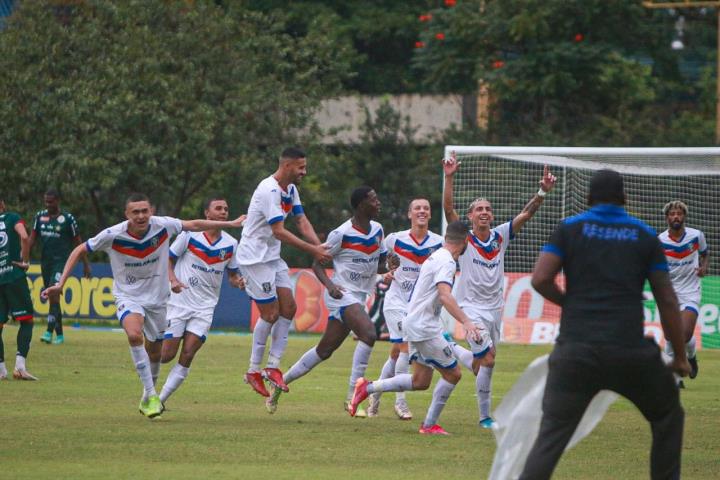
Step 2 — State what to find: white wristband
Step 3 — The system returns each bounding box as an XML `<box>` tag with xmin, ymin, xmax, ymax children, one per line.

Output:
<box><xmin>537</xmin><ymin>188</ymin><xmax>547</xmax><ymax>197</ymax></box>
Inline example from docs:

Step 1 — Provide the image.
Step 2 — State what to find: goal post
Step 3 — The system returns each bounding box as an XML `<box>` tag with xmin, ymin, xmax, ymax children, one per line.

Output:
<box><xmin>442</xmin><ymin>146</ymin><xmax>720</xmax><ymax>349</ymax></box>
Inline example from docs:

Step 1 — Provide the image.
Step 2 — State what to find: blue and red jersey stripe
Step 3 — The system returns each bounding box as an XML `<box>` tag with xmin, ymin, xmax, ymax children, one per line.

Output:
<box><xmin>111</xmin><ymin>229</ymin><xmax>168</xmax><ymax>259</ymax></box>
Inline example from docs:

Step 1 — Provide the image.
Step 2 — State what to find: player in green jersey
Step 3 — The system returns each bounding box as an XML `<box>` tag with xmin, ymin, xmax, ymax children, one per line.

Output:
<box><xmin>29</xmin><ymin>189</ymin><xmax>91</xmax><ymax>345</ymax></box>
<box><xmin>0</xmin><ymin>196</ymin><xmax>37</xmax><ymax>380</ymax></box>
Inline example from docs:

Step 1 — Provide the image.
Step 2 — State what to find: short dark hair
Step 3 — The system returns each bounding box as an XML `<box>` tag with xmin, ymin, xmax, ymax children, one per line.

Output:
<box><xmin>445</xmin><ymin>221</ymin><xmax>467</xmax><ymax>243</ymax></box>
<box><xmin>203</xmin><ymin>195</ymin><xmax>227</xmax><ymax>211</ymax></box>
<box><xmin>587</xmin><ymin>169</ymin><xmax>625</xmax><ymax>206</ymax></box>
<box><xmin>408</xmin><ymin>197</ymin><xmax>430</xmax><ymax>211</ymax></box>
<box><xmin>280</xmin><ymin>147</ymin><xmax>306</xmax><ymax>162</ymax></box>
<box><xmin>125</xmin><ymin>193</ymin><xmax>150</xmax><ymax>207</ymax></box>
<box><xmin>350</xmin><ymin>186</ymin><xmax>374</xmax><ymax>210</ymax></box>
<box><xmin>44</xmin><ymin>188</ymin><xmax>61</xmax><ymax>199</ymax></box>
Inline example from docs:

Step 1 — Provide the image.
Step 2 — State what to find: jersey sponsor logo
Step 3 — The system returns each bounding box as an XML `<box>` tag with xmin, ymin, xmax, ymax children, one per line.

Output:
<box><xmin>187</xmin><ymin>238</ymin><xmax>233</xmax><ymax>265</ymax></box>
<box><xmin>111</xmin><ymin>228</ymin><xmax>168</xmax><ymax>259</ymax></box>
<box><xmin>0</xmin><ymin>232</ymin><xmax>7</xmax><ymax>248</ymax></box>
<box><xmin>262</xmin><ymin>282</ymin><xmax>272</xmax><ymax>293</ymax></box>
<box><xmin>188</xmin><ymin>276</ymin><xmax>199</xmax><ymax>287</ymax></box>
<box><xmin>40</xmin><ymin>216</ymin><xmax>49</xmax><ymax>222</ymax></box>
<box><xmin>468</xmin><ymin>232</ymin><xmax>503</xmax><ymax>260</ymax></box>
<box><xmin>662</xmin><ymin>237</ymin><xmax>699</xmax><ymax>259</ymax></box>
<box><xmin>341</xmin><ymin>231</ymin><xmax>383</xmax><ymax>255</ymax></box>
<box><xmin>126</xmin><ymin>275</ymin><xmax>137</xmax><ymax>284</ymax></box>
<box><xmin>393</xmin><ymin>239</ymin><xmax>441</xmax><ymax>265</ymax></box>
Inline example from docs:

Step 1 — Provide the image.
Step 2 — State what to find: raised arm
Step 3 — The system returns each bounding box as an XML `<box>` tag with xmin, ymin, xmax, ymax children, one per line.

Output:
<box><xmin>272</xmin><ymin>220</ymin><xmax>331</xmax><ymax>263</ymax></box>
<box><xmin>442</xmin><ymin>152</ymin><xmax>461</xmax><ymax>224</ymax></box>
<box><xmin>512</xmin><ymin>165</ymin><xmax>557</xmax><ymax>235</ymax></box>
<box><xmin>531</xmin><ymin>251</ymin><xmax>565</xmax><ymax>306</ymax></box>
<box><xmin>648</xmin><ymin>269</ymin><xmax>690</xmax><ymax>377</ymax></box>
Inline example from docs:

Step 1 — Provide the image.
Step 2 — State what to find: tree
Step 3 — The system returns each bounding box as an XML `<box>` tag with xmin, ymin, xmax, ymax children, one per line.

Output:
<box><xmin>0</xmin><ymin>0</ymin><xmax>352</xmax><ymax>235</ymax></box>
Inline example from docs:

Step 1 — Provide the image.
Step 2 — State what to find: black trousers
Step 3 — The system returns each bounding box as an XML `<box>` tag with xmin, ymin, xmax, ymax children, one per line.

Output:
<box><xmin>519</xmin><ymin>339</ymin><xmax>684</xmax><ymax>480</ymax></box>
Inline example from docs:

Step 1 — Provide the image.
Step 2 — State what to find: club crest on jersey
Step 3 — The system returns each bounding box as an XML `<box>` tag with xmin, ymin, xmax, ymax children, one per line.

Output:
<box><xmin>262</xmin><ymin>282</ymin><xmax>272</xmax><ymax>293</ymax></box>
<box><xmin>218</xmin><ymin>249</ymin><xmax>227</xmax><ymax>260</ymax></box>
<box><xmin>57</xmin><ymin>215</ymin><xmax>65</xmax><ymax>224</ymax></box>
<box><xmin>151</xmin><ymin>237</ymin><xmax>159</xmax><ymax>248</ymax></box>
<box><xmin>0</xmin><ymin>232</ymin><xmax>7</xmax><ymax>248</ymax></box>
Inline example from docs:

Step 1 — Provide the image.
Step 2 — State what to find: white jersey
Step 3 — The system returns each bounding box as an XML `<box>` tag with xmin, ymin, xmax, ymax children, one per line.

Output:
<box><xmin>326</xmin><ymin>219</ymin><xmax>387</xmax><ymax>295</ymax></box>
<box><xmin>236</xmin><ymin>176</ymin><xmax>303</xmax><ymax>265</ymax></box>
<box><xmin>384</xmin><ymin>229</ymin><xmax>444</xmax><ymax>312</ymax></box>
<box><xmin>659</xmin><ymin>227</ymin><xmax>707</xmax><ymax>301</ymax></box>
<box><xmin>168</xmin><ymin>231</ymin><xmax>239</xmax><ymax>313</ymax></box>
<box><xmin>454</xmin><ymin>221</ymin><xmax>513</xmax><ymax>311</ymax></box>
<box><xmin>86</xmin><ymin>216</ymin><xmax>183</xmax><ymax>307</ymax></box>
<box><xmin>404</xmin><ymin>248</ymin><xmax>457</xmax><ymax>342</ymax></box>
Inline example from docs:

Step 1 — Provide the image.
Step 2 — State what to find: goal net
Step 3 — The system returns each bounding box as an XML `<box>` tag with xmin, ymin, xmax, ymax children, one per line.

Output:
<box><xmin>442</xmin><ymin>146</ymin><xmax>720</xmax><ymax>350</ymax></box>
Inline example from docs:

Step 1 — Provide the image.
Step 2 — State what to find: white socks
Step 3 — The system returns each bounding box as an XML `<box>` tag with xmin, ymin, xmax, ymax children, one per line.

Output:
<box><xmin>159</xmin><ymin>363</ymin><xmax>190</xmax><ymax>403</ymax></box>
<box><xmin>249</xmin><ymin>318</ymin><xmax>273</xmax><ymax>371</ymax></box>
<box><xmin>15</xmin><ymin>354</ymin><xmax>26</xmax><ymax>372</ymax></box>
<box><xmin>395</xmin><ymin>352</ymin><xmax>410</xmax><ymax>402</ymax></box>
<box><xmin>686</xmin><ymin>336</ymin><xmax>697</xmax><ymax>359</ymax></box>
<box><xmin>284</xmin><ymin>348</ymin><xmax>323</xmax><ymax>385</ymax></box>
<box><xmin>423</xmin><ymin>378</ymin><xmax>456</xmax><ymax>427</ymax></box>
<box><xmin>367</xmin><ymin>373</ymin><xmax>413</xmax><ymax>394</ymax></box>
<box><xmin>452</xmin><ymin>343</ymin><xmax>474</xmax><ymax>372</ymax></box>
<box><xmin>477</xmin><ymin>365</ymin><xmax>494</xmax><ymax>419</ymax></box>
<box><xmin>347</xmin><ymin>341</ymin><xmax>373</xmax><ymax>400</ymax></box>
<box><xmin>267</xmin><ymin>317</ymin><xmax>292</xmax><ymax>368</ymax></box>
<box><xmin>130</xmin><ymin>345</ymin><xmax>156</xmax><ymax>398</ymax></box>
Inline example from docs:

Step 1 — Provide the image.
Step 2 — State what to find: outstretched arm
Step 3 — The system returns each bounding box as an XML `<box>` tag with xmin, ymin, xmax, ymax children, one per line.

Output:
<box><xmin>41</xmin><ymin>243</ymin><xmax>88</xmax><ymax>297</ymax></box>
<box><xmin>512</xmin><ymin>165</ymin><xmax>557</xmax><ymax>235</ymax></box>
<box><xmin>182</xmin><ymin>215</ymin><xmax>246</xmax><ymax>232</ymax></box>
<box><xmin>442</xmin><ymin>152</ymin><xmax>461</xmax><ymax>224</ymax></box>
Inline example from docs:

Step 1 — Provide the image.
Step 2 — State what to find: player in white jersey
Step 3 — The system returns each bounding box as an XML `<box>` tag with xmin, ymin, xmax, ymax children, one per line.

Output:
<box><xmin>349</xmin><ymin>221</ymin><xmax>493</xmax><ymax>434</ymax></box>
<box><xmin>659</xmin><ymin>200</ymin><xmax>709</xmax><ymax>383</ymax></box>
<box><xmin>236</xmin><ymin>147</ymin><xmax>331</xmax><ymax>399</ymax></box>
<box><xmin>157</xmin><ymin>196</ymin><xmax>244</xmax><ymax>407</ymax></box>
<box><xmin>44</xmin><ymin>193</ymin><xmax>245</xmax><ymax>418</ymax></box>
<box><xmin>266</xmin><ymin>187</ymin><xmax>396</xmax><ymax>415</ymax></box>
<box><xmin>366</xmin><ymin>198</ymin><xmax>443</xmax><ymax>420</ymax></box>
<box><xmin>443</xmin><ymin>152</ymin><xmax>556</xmax><ymax>428</ymax></box>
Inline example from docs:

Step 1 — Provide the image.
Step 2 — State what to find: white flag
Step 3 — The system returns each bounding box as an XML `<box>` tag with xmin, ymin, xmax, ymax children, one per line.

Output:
<box><xmin>488</xmin><ymin>355</ymin><xmax>618</xmax><ymax>480</ymax></box>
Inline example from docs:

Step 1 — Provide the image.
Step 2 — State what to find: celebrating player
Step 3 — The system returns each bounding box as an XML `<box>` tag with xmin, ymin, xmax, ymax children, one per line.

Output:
<box><xmin>266</xmin><ymin>187</ymin><xmax>395</xmax><ymax>415</ymax></box>
<box><xmin>158</xmin><ymin>196</ymin><xmax>244</xmax><ymax>407</ymax></box>
<box><xmin>236</xmin><ymin>147</ymin><xmax>330</xmax><ymax>398</ymax></box>
<box><xmin>366</xmin><ymin>198</ymin><xmax>443</xmax><ymax>420</ymax></box>
<box><xmin>659</xmin><ymin>200</ymin><xmax>709</xmax><ymax>384</ymax></box>
<box><xmin>29</xmin><ymin>189</ymin><xmax>91</xmax><ymax>345</ymax></box>
<box><xmin>443</xmin><ymin>152</ymin><xmax>556</xmax><ymax>428</ymax></box>
<box><xmin>350</xmin><ymin>221</ymin><xmax>493</xmax><ymax>435</ymax></box>
<box><xmin>44</xmin><ymin>193</ymin><xmax>245</xmax><ymax>418</ymax></box>
<box><xmin>0</xmin><ymin>197</ymin><xmax>37</xmax><ymax>381</ymax></box>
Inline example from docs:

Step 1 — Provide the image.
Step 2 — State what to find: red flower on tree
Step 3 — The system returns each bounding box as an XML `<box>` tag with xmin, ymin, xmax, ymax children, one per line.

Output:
<box><xmin>415</xmin><ymin>41</ymin><xmax>425</xmax><ymax>49</ymax></box>
<box><xmin>574</xmin><ymin>33</ymin><xmax>584</xmax><ymax>42</ymax></box>
<box><xmin>435</xmin><ymin>32</ymin><xmax>445</xmax><ymax>41</ymax></box>
<box><xmin>444</xmin><ymin>0</ymin><xmax>457</xmax><ymax>6</ymax></box>
<box><xmin>492</xmin><ymin>60</ymin><xmax>505</xmax><ymax>69</ymax></box>
<box><xmin>419</xmin><ymin>14</ymin><xmax>432</xmax><ymax>22</ymax></box>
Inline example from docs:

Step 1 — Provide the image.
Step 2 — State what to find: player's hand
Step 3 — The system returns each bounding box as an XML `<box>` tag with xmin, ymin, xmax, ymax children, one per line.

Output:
<box><xmin>442</xmin><ymin>150</ymin><xmax>460</xmax><ymax>177</ymax></box>
<box><xmin>327</xmin><ymin>283</ymin><xmax>345</xmax><ymax>299</ymax></box>
<box><xmin>696</xmin><ymin>265</ymin><xmax>707</xmax><ymax>277</ymax></box>
<box><xmin>387</xmin><ymin>253</ymin><xmax>400</xmax><ymax>271</ymax></box>
<box><xmin>170</xmin><ymin>279</ymin><xmax>188</xmax><ymax>293</ymax></box>
<box><xmin>671</xmin><ymin>356</ymin><xmax>691</xmax><ymax>377</ymax></box>
<box><xmin>229</xmin><ymin>274</ymin><xmax>246</xmax><ymax>289</ymax></box>
<box><xmin>41</xmin><ymin>284</ymin><xmax>62</xmax><ymax>299</ymax></box>
<box><xmin>83</xmin><ymin>264</ymin><xmax>92</xmax><ymax>278</ymax></box>
<box><xmin>229</xmin><ymin>215</ymin><xmax>247</xmax><ymax>228</ymax></box>
<box><xmin>382</xmin><ymin>270</ymin><xmax>395</xmax><ymax>284</ymax></box>
<box><xmin>539</xmin><ymin>165</ymin><xmax>557</xmax><ymax>193</ymax></box>
<box><xmin>12</xmin><ymin>260</ymin><xmax>29</xmax><ymax>271</ymax></box>
<box><xmin>313</xmin><ymin>244</ymin><xmax>333</xmax><ymax>264</ymax></box>
<box><xmin>463</xmin><ymin>321</ymin><xmax>483</xmax><ymax>343</ymax></box>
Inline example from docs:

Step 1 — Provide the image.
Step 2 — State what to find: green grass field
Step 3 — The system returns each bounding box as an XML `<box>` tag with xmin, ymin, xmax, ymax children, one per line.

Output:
<box><xmin>2</xmin><ymin>326</ymin><xmax>719</xmax><ymax>479</ymax></box>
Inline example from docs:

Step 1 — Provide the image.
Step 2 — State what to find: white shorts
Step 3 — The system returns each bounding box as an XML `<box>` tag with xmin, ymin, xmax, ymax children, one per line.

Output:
<box><xmin>677</xmin><ymin>294</ymin><xmax>700</xmax><ymax>316</ymax></box>
<box><xmin>164</xmin><ymin>304</ymin><xmax>213</xmax><ymax>342</ymax></box>
<box><xmin>383</xmin><ymin>308</ymin><xmax>406</xmax><ymax>343</ymax></box>
<box><xmin>115</xmin><ymin>298</ymin><xmax>166</xmax><ymax>342</ymax></box>
<box><xmin>462</xmin><ymin>305</ymin><xmax>502</xmax><ymax>352</ymax></box>
<box><xmin>325</xmin><ymin>290</ymin><xmax>367</xmax><ymax>323</ymax></box>
<box><xmin>409</xmin><ymin>335</ymin><xmax>457</xmax><ymax>370</ymax></box>
<box><xmin>241</xmin><ymin>259</ymin><xmax>292</xmax><ymax>304</ymax></box>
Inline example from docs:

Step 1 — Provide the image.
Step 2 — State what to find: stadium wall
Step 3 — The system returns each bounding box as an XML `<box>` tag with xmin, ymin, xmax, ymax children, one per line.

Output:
<box><xmin>25</xmin><ymin>263</ymin><xmax>720</xmax><ymax>348</ymax></box>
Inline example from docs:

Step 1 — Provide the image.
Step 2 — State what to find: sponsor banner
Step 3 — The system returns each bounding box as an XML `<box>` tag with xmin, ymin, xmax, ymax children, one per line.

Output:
<box><xmin>26</xmin><ymin>263</ymin><xmax>253</xmax><ymax>329</ymax></box>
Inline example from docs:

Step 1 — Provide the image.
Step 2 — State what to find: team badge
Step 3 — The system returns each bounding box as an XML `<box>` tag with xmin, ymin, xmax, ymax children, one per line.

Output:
<box><xmin>57</xmin><ymin>215</ymin><xmax>65</xmax><ymax>224</ymax></box>
<box><xmin>491</xmin><ymin>240</ymin><xmax>499</xmax><ymax>250</ymax></box>
<box><xmin>0</xmin><ymin>232</ymin><xmax>7</xmax><ymax>248</ymax></box>
<box><xmin>262</xmin><ymin>282</ymin><xmax>272</xmax><ymax>294</ymax></box>
<box><xmin>151</xmin><ymin>237</ymin><xmax>159</xmax><ymax>248</ymax></box>
<box><xmin>219</xmin><ymin>249</ymin><xmax>227</xmax><ymax>260</ymax></box>
<box><xmin>443</xmin><ymin>346</ymin><xmax>453</xmax><ymax>358</ymax></box>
